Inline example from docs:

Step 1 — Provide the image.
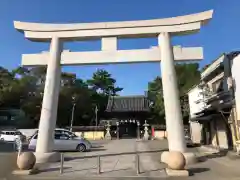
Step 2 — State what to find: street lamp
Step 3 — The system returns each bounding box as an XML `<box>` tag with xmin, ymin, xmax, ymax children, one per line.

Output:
<box><xmin>70</xmin><ymin>95</ymin><xmax>76</xmax><ymax>132</ymax></box>
<box><xmin>116</xmin><ymin>121</ymin><xmax>119</xmax><ymax>140</ymax></box>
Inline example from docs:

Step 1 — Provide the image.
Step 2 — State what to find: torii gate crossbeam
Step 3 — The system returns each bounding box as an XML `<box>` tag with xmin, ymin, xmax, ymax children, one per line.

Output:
<box><xmin>21</xmin><ymin>46</ymin><xmax>203</xmax><ymax>66</ymax></box>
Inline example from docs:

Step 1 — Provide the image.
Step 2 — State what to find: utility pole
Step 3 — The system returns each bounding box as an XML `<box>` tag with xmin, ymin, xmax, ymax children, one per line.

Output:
<box><xmin>95</xmin><ymin>105</ymin><xmax>98</xmax><ymax>127</ymax></box>
<box><xmin>70</xmin><ymin>96</ymin><xmax>76</xmax><ymax>132</ymax></box>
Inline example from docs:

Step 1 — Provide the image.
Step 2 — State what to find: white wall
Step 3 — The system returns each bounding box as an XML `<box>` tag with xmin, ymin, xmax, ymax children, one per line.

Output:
<box><xmin>232</xmin><ymin>55</ymin><xmax>240</xmax><ymax>125</ymax></box>
<box><xmin>190</xmin><ymin>121</ymin><xmax>202</xmax><ymax>143</ymax></box>
<box><xmin>188</xmin><ymin>86</ymin><xmax>205</xmax><ymax>144</ymax></box>
<box><xmin>188</xmin><ymin>86</ymin><xmax>205</xmax><ymax>118</ymax></box>
<box><xmin>216</xmin><ymin>120</ymin><xmax>228</xmax><ymax>149</ymax></box>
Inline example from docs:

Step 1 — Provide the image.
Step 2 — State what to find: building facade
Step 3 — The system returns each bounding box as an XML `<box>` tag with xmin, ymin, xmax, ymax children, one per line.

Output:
<box><xmin>188</xmin><ymin>51</ymin><xmax>240</xmax><ymax>150</ymax></box>
<box><xmin>102</xmin><ymin>95</ymin><xmax>150</xmax><ymax>138</ymax></box>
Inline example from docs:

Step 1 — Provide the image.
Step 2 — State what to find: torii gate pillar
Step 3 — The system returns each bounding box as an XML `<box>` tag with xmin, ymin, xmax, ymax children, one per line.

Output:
<box><xmin>159</xmin><ymin>32</ymin><xmax>186</xmax><ymax>152</ymax></box>
<box><xmin>35</xmin><ymin>37</ymin><xmax>62</xmax><ymax>162</ymax></box>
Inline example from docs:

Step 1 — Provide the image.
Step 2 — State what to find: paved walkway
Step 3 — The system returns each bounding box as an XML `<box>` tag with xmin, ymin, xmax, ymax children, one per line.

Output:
<box><xmin>7</xmin><ymin>139</ymin><xmax>240</xmax><ymax>179</ymax></box>
<box><xmin>146</xmin><ymin>140</ymin><xmax>240</xmax><ymax>180</ymax></box>
<box><xmin>28</xmin><ymin>139</ymin><xmax>167</xmax><ymax>178</ymax></box>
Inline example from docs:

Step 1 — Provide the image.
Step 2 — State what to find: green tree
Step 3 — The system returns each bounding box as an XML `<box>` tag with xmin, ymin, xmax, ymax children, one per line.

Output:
<box><xmin>0</xmin><ymin>66</ymin><xmax>123</xmax><ymax>128</ymax></box>
<box><xmin>0</xmin><ymin>66</ymin><xmax>14</xmax><ymax>106</ymax></box>
<box><xmin>148</xmin><ymin>63</ymin><xmax>200</xmax><ymax>124</ymax></box>
<box><xmin>87</xmin><ymin>69</ymin><xmax>123</xmax><ymax>96</ymax></box>
<box><xmin>86</xmin><ymin>69</ymin><xmax>123</xmax><ymax>124</ymax></box>
<box><xmin>57</xmin><ymin>77</ymin><xmax>94</xmax><ymax>127</ymax></box>
<box><xmin>0</xmin><ymin>66</ymin><xmax>37</xmax><ymax>127</ymax></box>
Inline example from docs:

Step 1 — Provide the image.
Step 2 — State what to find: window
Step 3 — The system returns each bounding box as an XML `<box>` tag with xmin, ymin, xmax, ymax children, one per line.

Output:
<box><xmin>15</xmin><ymin>131</ymin><xmax>22</xmax><ymax>135</ymax></box>
<box><xmin>63</xmin><ymin>130</ymin><xmax>77</xmax><ymax>137</ymax></box>
<box><xmin>55</xmin><ymin>130</ymin><xmax>77</xmax><ymax>137</ymax></box>
<box><xmin>211</xmin><ymin>79</ymin><xmax>224</xmax><ymax>93</ymax></box>
<box><xmin>54</xmin><ymin>133</ymin><xmax>70</xmax><ymax>140</ymax></box>
<box><xmin>55</xmin><ymin>130</ymin><xmax>61</xmax><ymax>134</ymax></box>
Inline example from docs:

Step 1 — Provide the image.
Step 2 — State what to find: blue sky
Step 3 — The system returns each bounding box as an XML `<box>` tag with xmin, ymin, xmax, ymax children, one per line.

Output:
<box><xmin>0</xmin><ymin>0</ymin><xmax>239</xmax><ymax>95</ymax></box>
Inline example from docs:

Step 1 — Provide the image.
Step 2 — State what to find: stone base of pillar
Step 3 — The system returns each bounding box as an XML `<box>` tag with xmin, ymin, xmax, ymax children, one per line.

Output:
<box><xmin>161</xmin><ymin>151</ymin><xmax>198</xmax><ymax>165</ymax></box>
<box><xmin>165</xmin><ymin>168</ymin><xmax>189</xmax><ymax>177</ymax></box>
<box><xmin>183</xmin><ymin>152</ymin><xmax>198</xmax><ymax>165</ymax></box>
<box><xmin>34</xmin><ymin>152</ymin><xmax>60</xmax><ymax>163</ymax></box>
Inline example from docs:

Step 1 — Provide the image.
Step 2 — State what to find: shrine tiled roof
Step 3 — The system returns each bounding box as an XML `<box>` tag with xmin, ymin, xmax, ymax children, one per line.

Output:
<box><xmin>105</xmin><ymin>95</ymin><xmax>150</xmax><ymax>112</ymax></box>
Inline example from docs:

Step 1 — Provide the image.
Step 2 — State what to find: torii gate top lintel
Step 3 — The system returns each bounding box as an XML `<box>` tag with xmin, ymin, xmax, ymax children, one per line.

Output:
<box><xmin>14</xmin><ymin>10</ymin><xmax>213</xmax><ymax>41</ymax></box>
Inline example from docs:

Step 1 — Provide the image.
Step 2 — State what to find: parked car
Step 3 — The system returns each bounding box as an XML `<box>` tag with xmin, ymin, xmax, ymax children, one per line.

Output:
<box><xmin>55</xmin><ymin>128</ymin><xmax>82</xmax><ymax>138</ymax></box>
<box><xmin>29</xmin><ymin>128</ymin><xmax>92</xmax><ymax>145</ymax></box>
<box><xmin>0</xmin><ymin>130</ymin><xmax>25</xmax><ymax>142</ymax></box>
<box><xmin>28</xmin><ymin>130</ymin><xmax>91</xmax><ymax>152</ymax></box>
<box><xmin>31</xmin><ymin>128</ymin><xmax>79</xmax><ymax>138</ymax></box>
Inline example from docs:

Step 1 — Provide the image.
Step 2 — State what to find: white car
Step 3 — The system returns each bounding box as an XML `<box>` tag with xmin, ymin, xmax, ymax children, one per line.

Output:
<box><xmin>28</xmin><ymin>130</ymin><xmax>91</xmax><ymax>152</ymax></box>
<box><xmin>0</xmin><ymin>130</ymin><xmax>24</xmax><ymax>142</ymax></box>
<box><xmin>30</xmin><ymin>128</ymin><xmax>81</xmax><ymax>139</ymax></box>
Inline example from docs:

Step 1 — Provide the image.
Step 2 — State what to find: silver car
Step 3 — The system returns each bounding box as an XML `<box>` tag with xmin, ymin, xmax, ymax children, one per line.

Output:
<box><xmin>28</xmin><ymin>131</ymin><xmax>91</xmax><ymax>152</ymax></box>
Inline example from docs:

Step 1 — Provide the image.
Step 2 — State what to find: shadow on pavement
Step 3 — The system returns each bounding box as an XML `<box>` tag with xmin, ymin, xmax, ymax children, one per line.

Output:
<box><xmin>188</xmin><ymin>167</ymin><xmax>210</xmax><ymax>176</ymax></box>
<box><xmin>38</xmin><ymin>166</ymin><xmax>71</xmax><ymax>173</ymax></box>
<box><xmin>198</xmin><ymin>150</ymin><xmax>228</xmax><ymax>162</ymax></box>
<box><xmin>91</xmin><ymin>145</ymin><xmax>104</xmax><ymax>148</ymax></box>
<box><xmin>90</xmin><ymin>148</ymin><xmax>106</xmax><ymax>152</ymax></box>
<box><xmin>187</xmin><ymin>143</ymin><xmax>201</xmax><ymax>148</ymax></box>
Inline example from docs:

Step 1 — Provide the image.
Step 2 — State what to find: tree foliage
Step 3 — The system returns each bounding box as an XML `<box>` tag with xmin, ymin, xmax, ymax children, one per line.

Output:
<box><xmin>0</xmin><ymin>66</ymin><xmax>122</xmax><ymax>128</ymax></box>
<box><xmin>148</xmin><ymin>63</ymin><xmax>201</xmax><ymax>124</ymax></box>
<box><xmin>0</xmin><ymin>63</ymin><xmax>200</xmax><ymax>128</ymax></box>
<box><xmin>87</xmin><ymin>69</ymin><xmax>123</xmax><ymax>96</ymax></box>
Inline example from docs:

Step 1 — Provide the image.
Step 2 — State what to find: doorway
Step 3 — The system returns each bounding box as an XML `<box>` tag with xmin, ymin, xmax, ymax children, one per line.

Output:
<box><xmin>119</xmin><ymin>122</ymin><xmax>137</xmax><ymax>138</ymax></box>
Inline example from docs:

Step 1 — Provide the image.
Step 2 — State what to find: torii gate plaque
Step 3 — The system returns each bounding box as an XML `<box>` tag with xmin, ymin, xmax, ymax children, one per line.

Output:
<box><xmin>14</xmin><ymin>10</ymin><xmax>213</xmax><ymax>163</ymax></box>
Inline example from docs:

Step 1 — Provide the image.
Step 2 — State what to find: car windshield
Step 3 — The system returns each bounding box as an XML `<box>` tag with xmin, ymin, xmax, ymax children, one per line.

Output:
<box><xmin>55</xmin><ymin>130</ymin><xmax>77</xmax><ymax>137</ymax></box>
<box><xmin>65</xmin><ymin>131</ymin><xmax>77</xmax><ymax>137</ymax></box>
<box><xmin>30</xmin><ymin>129</ymin><xmax>78</xmax><ymax>139</ymax></box>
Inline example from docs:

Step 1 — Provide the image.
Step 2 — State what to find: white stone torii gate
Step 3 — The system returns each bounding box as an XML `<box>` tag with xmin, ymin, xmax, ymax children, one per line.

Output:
<box><xmin>14</xmin><ymin>10</ymin><xmax>213</xmax><ymax>163</ymax></box>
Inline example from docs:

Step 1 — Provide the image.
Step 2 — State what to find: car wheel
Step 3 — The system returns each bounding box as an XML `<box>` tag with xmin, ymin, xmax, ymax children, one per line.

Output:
<box><xmin>76</xmin><ymin>144</ymin><xmax>86</xmax><ymax>152</ymax></box>
<box><xmin>0</xmin><ymin>138</ymin><xmax>4</xmax><ymax>141</ymax></box>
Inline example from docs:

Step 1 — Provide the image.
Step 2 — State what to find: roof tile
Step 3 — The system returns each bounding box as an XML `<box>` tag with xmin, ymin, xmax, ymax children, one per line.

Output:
<box><xmin>105</xmin><ymin>95</ymin><xmax>150</xmax><ymax>112</ymax></box>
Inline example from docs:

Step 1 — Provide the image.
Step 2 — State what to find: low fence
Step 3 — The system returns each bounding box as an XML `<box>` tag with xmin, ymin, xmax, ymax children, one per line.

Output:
<box><xmin>58</xmin><ymin>149</ymin><xmax>166</xmax><ymax>175</ymax></box>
